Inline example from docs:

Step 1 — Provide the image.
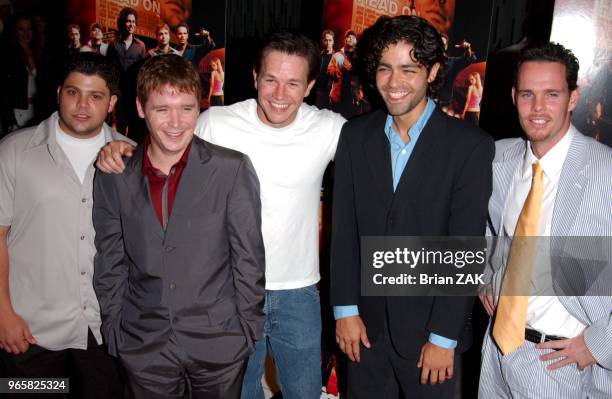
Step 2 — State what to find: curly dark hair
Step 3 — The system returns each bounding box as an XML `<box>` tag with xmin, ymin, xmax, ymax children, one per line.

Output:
<box><xmin>61</xmin><ymin>52</ymin><xmax>121</xmax><ymax>96</ymax></box>
<box><xmin>357</xmin><ymin>15</ymin><xmax>447</xmax><ymax>99</ymax></box>
<box><xmin>515</xmin><ymin>42</ymin><xmax>579</xmax><ymax>91</ymax></box>
<box><xmin>117</xmin><ymin>7</ymin><xmax>137</xmax><ymax>37</ymax></box>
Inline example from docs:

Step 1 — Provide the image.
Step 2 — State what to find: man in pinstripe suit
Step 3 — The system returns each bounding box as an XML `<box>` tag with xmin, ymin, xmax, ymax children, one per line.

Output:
<box><xmin>479</xmin><ymin>42</ymin><xmax>612</xmax><ymax>398</ymax></box>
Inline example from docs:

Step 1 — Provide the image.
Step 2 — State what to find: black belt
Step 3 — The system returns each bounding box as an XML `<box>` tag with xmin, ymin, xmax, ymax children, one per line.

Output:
<box><xmin>524</xmin><ymin>328</ymin><xmax>567</xmax><ymax>344</ymax></box>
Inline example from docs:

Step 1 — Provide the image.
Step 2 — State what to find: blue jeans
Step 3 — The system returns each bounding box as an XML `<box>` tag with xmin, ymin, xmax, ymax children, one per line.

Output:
<box><xmin>240</xmin><ymin>284</ymin><xmax>322</xmax><ymax>399</ymax></box>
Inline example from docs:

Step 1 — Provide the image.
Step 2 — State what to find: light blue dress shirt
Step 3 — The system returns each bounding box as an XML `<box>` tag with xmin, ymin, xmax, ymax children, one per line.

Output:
<box><xmin>333</xmin><ymin>99</ymin><xmax>457</xmax><ymax>349</ymax></box>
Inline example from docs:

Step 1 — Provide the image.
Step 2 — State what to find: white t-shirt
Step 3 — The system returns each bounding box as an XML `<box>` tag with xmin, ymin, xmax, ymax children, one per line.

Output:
<box><xmin>56</xmin><ymin>123</ymin><xmax>106</xmax><ymax>184</ymax></box>
<box><xmin>196</xmin><ymin>99</ymin><xmax>345</xmax><ymax>290</ymax></box>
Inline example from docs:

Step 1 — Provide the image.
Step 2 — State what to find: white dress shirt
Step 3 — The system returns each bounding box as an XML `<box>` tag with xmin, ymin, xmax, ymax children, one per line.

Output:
<box><xmin>502</xmin><ymin>125</ymin><xmax>586</xmax><ymax>338</ymax></box>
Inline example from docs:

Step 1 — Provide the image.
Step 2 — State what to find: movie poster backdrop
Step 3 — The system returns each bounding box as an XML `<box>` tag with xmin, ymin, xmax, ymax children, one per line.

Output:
<box><xmin>550</xmin><ymin>0</ymin><xmax>612</xmax><ymax>147</ymax></box>
<box><xmin>66</xmin><ymin>0</ymin><xmax>226</xmax><ymax>110</ymax></box>
<box><xmin>317</xmin><ymin>0</ymin><xmax>493</xmax><ymax>124</ymax></box>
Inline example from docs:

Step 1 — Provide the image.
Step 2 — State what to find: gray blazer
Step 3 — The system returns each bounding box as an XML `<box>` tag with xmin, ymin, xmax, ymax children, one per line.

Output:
<box><xmin>93</xmin><ymin>136</ymin><xmax>265</xmax><ymax>370</ymax></box>
<box><xmin>487</xmin><ymin>127</ymin><xmax>612</xmax><ymax>396</ymax></box>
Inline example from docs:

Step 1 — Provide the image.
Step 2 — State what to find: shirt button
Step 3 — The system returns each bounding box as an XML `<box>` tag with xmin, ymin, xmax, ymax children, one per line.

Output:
<box><xmin>172</xmin><ymin>317</ymin><xmax>178</xmax><ymax>323</ymax></box>
<box><xmin>81</xmin><ymin>198</ymin><xmax>87</xmax><ymax>203</ymax></box>
<box><xmin>80</xmin><ymin>234</ymin><xmax>85</xmax><ymax>240</ymax></box>
<box><xmin>165</xmin><ymin>246</ymin><xmax>174</xmax><ymax>253</ymax></box>
<box><xmin>81</xmin><ymin>271</ymin><xmax>86</xmax><ymax>276</ymax></box>
<box><xmin>169</xmin><ymin>283</ymin><xmax>176</xmax><ymax>290</ymax></box>
<box><xmin>401</xmin><ymin>149</ymin><xmax>407</xmax><ymax>155</ymax></box>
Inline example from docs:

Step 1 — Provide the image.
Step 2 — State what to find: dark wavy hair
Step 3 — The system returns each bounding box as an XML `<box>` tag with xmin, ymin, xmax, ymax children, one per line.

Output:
<box><xmin>515</xmin><ymin>42</ymin><xmax>579</xmax><ymax>91</ymax></box>
<box><xmin>117</xmin><ymin>7</ymin><xmax>137</xmax><ymax>37</ymax></box>
<box><xmin>61</xmin><ymin>52</ymin><xmax>121</xmax><ymax>96</ymax></box>
<box><xmin>176</xmin><ymin>22</ymin><xmax>190</xmax><ymax>33</ymax></box>
<box><xmin>357</xmin><ymin>15</ymin><xmax>447</xmax><ymax>99</ymax></box>
<box><xmin>255</xmin><ymin>30</ymin><xmax>321</xmax><ymax>83</ymax></box>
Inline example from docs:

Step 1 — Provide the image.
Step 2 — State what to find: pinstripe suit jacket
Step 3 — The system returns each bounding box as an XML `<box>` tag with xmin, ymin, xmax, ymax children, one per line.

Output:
<box><xmin>487</xmin><ymin>126</ymin><xmax>612</xmax><ymax>396</ymax></box>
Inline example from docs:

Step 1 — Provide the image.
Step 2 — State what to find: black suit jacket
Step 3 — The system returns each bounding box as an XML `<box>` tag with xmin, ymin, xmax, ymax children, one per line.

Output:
<box><xmin>93</xmin><ymin>136</ymin><xmax>266</xmax><ymax>370</ymax></box>
<box><xmin>330</xmin><ymin>108</ymin><xmax>494</xmax><ymax>357</ymax></box>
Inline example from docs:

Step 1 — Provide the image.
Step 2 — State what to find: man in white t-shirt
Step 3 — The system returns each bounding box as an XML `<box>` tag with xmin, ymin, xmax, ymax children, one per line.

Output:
<box><xmin>96</xmin><ymin>31</ymin><xmax>346</xmax><ymax>398</ymax></box>
<box><xmin>0</xmin><ymin>52</ymin><xmax>132</xmax><ymax>398</ymax></box>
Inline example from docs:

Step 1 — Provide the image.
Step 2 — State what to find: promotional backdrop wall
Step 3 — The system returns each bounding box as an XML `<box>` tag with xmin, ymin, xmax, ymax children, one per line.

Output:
<box><xmin>551</xmin><ymin>0</ymin><xmax>611</xmax><ymax>147</ymax></box>
<box><xmin>318</xmin><ymin>0</ymin><xmax>493</xmax><ymax>123</ymax></box>
<box><xmin>65</xmin><ymin>0</ymin><xmax>227</xmax><ymax>110</ymax></box>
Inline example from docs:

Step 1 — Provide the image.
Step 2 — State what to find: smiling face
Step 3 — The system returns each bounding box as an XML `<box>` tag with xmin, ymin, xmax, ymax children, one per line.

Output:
<box><xmin>375</xmin><ymin>41</ymin><xmax>439</xmax><ymax>127</ymax></box>
<box><xmin>160</xmin><ymin>0</ymin><xmax>192</xmax><ymax>29</ymax></box>
<box><xmin>124</xmin><ymin>13</ymin><xmax>136</xmax><ymax>35</ymax></box>
<box><xmin>57</xmin><ymin>72</ymin><xmax>117</xmax><ymax>139</ymax></box>
<box><xmin>513</xmin><ymin>61</ymin><xmax>579</xmax><ymax>158</ymax></box>
<box><xmin>137</xmin><ymin>84</ymin><xmax>199</xmax><ymax>161</ymax></box>
<box><xmin>253</xmin><ymin>50</ymin><xmax>315</xmax><ymax>129</ymax></box>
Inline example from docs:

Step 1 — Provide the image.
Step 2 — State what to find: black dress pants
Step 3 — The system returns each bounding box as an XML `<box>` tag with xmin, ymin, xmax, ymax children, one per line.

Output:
<box><xmin>0</xmin><ymin>328</ymin><xmax>123</xmax><ymax>399</ymax></box>
<box><xmin>347</xmin><ymin>319</ymin><xmax>457</xmax><ymax>399</ymax></box>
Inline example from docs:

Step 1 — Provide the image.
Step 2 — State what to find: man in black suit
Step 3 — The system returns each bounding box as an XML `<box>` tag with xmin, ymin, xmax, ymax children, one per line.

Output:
<box><xmin>330</xmin><ymin>15</ymin><xmax>494</xmax><ymax>398</ymax></box>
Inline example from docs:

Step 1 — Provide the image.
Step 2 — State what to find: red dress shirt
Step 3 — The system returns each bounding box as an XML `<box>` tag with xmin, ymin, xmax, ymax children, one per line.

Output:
<box><xmin>142</xmin><ymin>138</ymin><xmax>191</xmax><ymax>229</ymax></box>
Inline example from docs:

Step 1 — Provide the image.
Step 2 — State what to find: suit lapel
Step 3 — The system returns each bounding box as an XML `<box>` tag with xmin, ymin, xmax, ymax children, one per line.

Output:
<box><xmin>363</xmin><ymin>110</ymin><xmax>394</xmax><ymax>210</ymax></box>
<box><xmin>392</xmin><ymin>109</ymin><xmax>442</xmax><ymax>202</ymax></box>
<box><xmin>551</xmin><ymin>131</ymin><xmax>589</xmax><ymax>236</ymax></box>
<box><xmin>492</xmin><ymin>141</ymin><xmax>524</xmax><ymax>237</ymax></box>
<box><xmin>550</xmin><ymin>132</ymin><xmax>589</xmax><ymax>314</ymax></box>
<box><xmin>122</xmin><ymin>146</ymin><xmax>165</xmax><ymax>239</ymax></box>
<box><xmin>166</xmin><ymin>138</ymin><xmax>215</xmax><ymax>233</ymax></box>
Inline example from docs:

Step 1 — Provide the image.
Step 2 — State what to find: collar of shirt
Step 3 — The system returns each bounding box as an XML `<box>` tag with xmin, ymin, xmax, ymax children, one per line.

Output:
<box><xmin>142</xmin><ymin>137</ymin><xmax>192</xmax><ymax>228</ymax></box>
<box><xmin>522</xmin><ymin>124</ymin><xmax>575</xmax><ymax>181</ymax></box>
<box><xmin>88</xmin><ymin>41</ymin><xmax>101</xmax><ymax>50</ymax></box>
<box><xmin>142</xmin><ymin>137</ymin><xmax>191</xmax><ymax>177</ymax></box>
<box><xmin>384</xmin><ymin>98</ymin><xmax>435</xmax><ymax>191</ymax></box>
<box><xmin>150</xmin><ymin>46</ymin><xmax>179</xmax><ymax>56</ymax></box>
